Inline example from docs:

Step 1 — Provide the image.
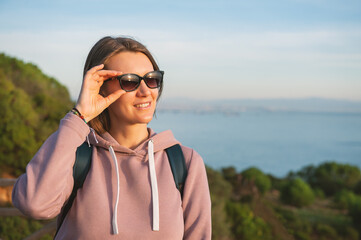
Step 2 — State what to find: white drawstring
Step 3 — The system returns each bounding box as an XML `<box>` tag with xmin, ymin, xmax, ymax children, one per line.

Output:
<box><xmin>109</xmin><ymin>146</ymin><xmax>120</xmax><ymax>235</ymax></box>
<box><xmin>107</xmin><ymin>140</ymin><xmax>159</xmax><ymax>234</ymax></box>
<box><xmin>86</xmin><ymin>128</ymin><xmax>99</xmax><ymax>147</ymax></box>
<box><xmin>148</xmin><ymin>140</ymin><xmax>159</xmax><ymax>231</ymax></box>
<box><xmin>90</xmin><ymin>128</ymin><xmax>99</xmax><ymax>143</ymax></box>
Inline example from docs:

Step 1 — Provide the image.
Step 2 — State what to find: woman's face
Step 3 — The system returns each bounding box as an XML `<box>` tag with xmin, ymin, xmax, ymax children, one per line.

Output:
<box><xmin>103</xmin><ymin>51</ymin><xmax>159</xmax><ymax>127</ymax></box>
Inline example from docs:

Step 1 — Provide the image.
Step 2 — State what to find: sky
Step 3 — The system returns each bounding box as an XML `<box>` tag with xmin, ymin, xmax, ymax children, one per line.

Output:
<box><xmin>0</xmin><ymin>0</ymin><xmax>360</xmax><ymax>101</ymax></box>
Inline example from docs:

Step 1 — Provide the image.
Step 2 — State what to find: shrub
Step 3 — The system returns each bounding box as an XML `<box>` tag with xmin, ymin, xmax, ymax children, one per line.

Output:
<box><xmin>226</xmin><ymin>201</ymin><xmax>272</xmax><ymax>240</ymax></box>
<box><xmin>0</xmin><ymin>216</ymin><xmax>53</xmax><ymax>240</ymax></box>
<box><xmin>314</xmin><ymin>224</ymin><xmax>338</xmax><ymax>240</ymax></box>
<box><xmin>348</xmin><ymin>195</ymin><xmax>361</xmax><ymax>234</ymax></box>
<box><xmin>308</xmin><ymin>162</ymin><xmax>361</xmax><ymax>196</ymax></box>
<box><xmin>241</xmin><ymin>167</ymin><xmax>271</xmax><ymax>195</ymax></box>
<box><xmin>313</xmin><ymin>188</ymin><xmax>325</xmax><ymax>199</ymax></box>
<box><xmin>340</xmin><ymin>227</ymin><xmax>359</xmax><ymax>240</ymax></box>
<box><xmin>334</xmin><ymin>189</ymin><xmax>357</xmax><ymax>209</ymax></box>
<box><xmin>294</xmin><ymin>231</ymin><xmax>311</xmax><ymax>240</ymax></box>
<box><xmin>281</xmin><ymin>178</ymin><xmax>315</xmax><ymax>207</ymax></box>
<box><xmin>354</xmin><ymin>180</ymin><xmax>361</xmax><ymax>194</ymax></box>
<box><xmin>206</xmin><ymin>167</ymin><xmax>233</xmax><ymax>240</ymax></box>
<box><xmin>268</xmin><ymin>175</ymin><xmax>285</xmax><ymax>191</ymax></box>
<box><xmin>274</xmin><ymin>207</ymin><xmax>312</xmax><ymax>239</ymax></box>
<box><xmin>0</xmin><ymin>53</ymin><xmax>73</xmax><ymax>176</ymax></box>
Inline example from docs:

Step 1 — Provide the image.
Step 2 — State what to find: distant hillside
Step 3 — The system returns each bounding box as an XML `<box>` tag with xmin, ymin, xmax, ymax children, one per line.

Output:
<box><xmin>0</xmin><ymin>53</ymin><xmax>73</xmax><ymax>176</ymax></box>
<box><xmin>158</xmin><ymin>98</ymin><xmax>361</xmax><ymax>115</ymax></box>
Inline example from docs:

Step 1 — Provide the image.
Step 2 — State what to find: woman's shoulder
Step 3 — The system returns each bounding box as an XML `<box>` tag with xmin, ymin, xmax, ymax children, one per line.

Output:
<box><xmin>178</xmin><ymin>144</ymin><xmax>204</xmax><ymax>170</ymax></box>
<box><xmin>151</xmin><ymin>128</ymin><xmax>204</xmax><ymax>166</ymax></box>
<box><xmin>179</xmin><ymin>145</ymin><xmax>195</xmax><ymax>158</ymax></box>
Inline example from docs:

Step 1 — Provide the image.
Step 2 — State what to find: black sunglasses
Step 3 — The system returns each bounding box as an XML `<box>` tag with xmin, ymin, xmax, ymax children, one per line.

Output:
<box><xmin>105</xmin><ymin>70</ymin><xmax>164</xmax><ymax>92</ymax></box>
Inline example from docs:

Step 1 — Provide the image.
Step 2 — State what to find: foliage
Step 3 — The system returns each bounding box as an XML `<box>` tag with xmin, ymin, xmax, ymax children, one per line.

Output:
<box><xmin>206</xmin><ymin>167</ymin><xmax>233</xmax><ymax>240</ymax></box>
<box><xmin>314</xmin><ymin>223</ymin><xmax>338</xmax><ymax>240</ymax></box>
<box><xmin>221</xmin><ymin>166</ymin><xmax>244</xmax><ymax>201</ymax></box>
<box><xmin>295</xmin><ymin>162</ymin><xmax>361</xmax><ymax>196</ymax></box>
<box><xmin>280</xmin><ymin>178</ymin><xmax>315</xmax><ymax>207</ymax></box>
<box><xmin>0</xmin><ymin>53</ymin><xmax>73</xmax><ymax>176</ymax></box>
<box><xmin>294</xmin><ymin>231</ymin><xmax>311</xmax><ymax>240</ymax></box>
<box><xmin>312</xmin><ymin>188</ymin><xmax>325</xmax><ymax>199</ymax></box>
<box><xmin>268</xmin><ymin>174</ymin><xmax>285</xmax><ymax>191</ymax></box>
<box><xmin>221</xmin><ymin>167</ymin><xmax>238</xmax><ymax>189</ymax></box>
<box><xmin>0</xmin><ymin>216</ymin><xmax>53</xmax><ymax>240</ymax></box>
<box><xmin>348</xmin><ymin>195</ymin><xmax>361</xmax><ymax>234</ymax></box>
<box><xmin>274</xmin><ymin>205</ymin><xmax>358</xmax><ymax>240</ymax></box>
<box><xmin>0</xmin><ymin>77</ymin><xmax>39</xmax><ymax>174</ymax></box>
<box><xmin>339</xmin><ymin>227</ymin><xmax>359</xmax><ymax>240</ymax></box>
<box><xmin>226</xmin><ymin>201</ymin><xmax>272</xmax><ymax>240</ymax></box>
<box><xmin>241</xmin><ymin>167</ymin><xmax>271</xmax><ymax>195</ymax></box>
<box><xmin>354</xmin><ymin>180</ymin><xmax>361</xmax><ymax>194</ymax></box>
<box><xmin>333</xmin><ymin>189</ymin><xmax>357</xmax><ymax>209</ymax></box>
<box><xmin>275</xmin><ymin>207</ymin><xmax>312</xmax><ymax>238</ymax></box>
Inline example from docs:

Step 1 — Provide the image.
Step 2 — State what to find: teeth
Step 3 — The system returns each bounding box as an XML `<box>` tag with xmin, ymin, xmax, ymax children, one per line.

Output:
<box><xmin>135</xmin><ymin>103</ymin><xmax>150</xmax><ymax>108</ymax></box>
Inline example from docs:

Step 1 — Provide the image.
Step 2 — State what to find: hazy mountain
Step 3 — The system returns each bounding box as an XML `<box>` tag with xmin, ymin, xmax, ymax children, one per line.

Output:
<box><xmin>157</xmin><ymin>97</ymin><xmax>361</xmax><ymax>114</ymax></box>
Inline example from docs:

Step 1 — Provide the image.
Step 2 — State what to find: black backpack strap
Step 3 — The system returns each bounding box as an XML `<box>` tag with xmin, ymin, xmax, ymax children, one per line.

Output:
<box><xmin>55</xmin><ymin>142</ymin><xmax>92</xmax><ymax>237</ymax></box>
<box><xmin>165</xmin><ymin>144</ymin><xmax>188</xmax><ymax>196</ymax></box>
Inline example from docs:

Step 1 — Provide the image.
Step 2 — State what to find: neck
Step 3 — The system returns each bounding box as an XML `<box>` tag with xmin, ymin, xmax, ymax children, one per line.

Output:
<box><xmin>108</xmin><ymin>122</ymin><xmax>149</xmax><ymax>149</ymax></box>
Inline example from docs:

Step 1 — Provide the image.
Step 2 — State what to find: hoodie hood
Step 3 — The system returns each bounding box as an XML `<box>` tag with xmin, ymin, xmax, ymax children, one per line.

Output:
<box><xmin>86</xmin><ymin>127</ymin><xmax>180</xmax><ymax>234</ymax></box>
<box><xmin>87</xmin><ymin>128</ymin><xmax>180</xmax><ymax>158</ymax></box>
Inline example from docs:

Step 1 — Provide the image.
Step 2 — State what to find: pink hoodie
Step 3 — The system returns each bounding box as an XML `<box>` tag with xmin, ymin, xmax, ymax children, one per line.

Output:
<box><xmin>12</xmin><ymin>113</ymin><xmax>211</xmax><ymax>239</ymax></box>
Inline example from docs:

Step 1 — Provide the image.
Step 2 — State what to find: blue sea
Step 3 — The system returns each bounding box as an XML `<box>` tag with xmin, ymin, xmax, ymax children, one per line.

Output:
<box><xmin>149</xmin><ymin>111</ymin><xmax>361</xmax><ymax>177</ymax></box>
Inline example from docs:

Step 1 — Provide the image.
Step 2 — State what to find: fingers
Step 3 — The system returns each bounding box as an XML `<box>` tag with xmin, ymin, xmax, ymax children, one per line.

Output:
<box><xmin>85</xmin><ymin>64</ymin><xmax>122</xmax><ymax>83</ymax></box>
<box><xmin>88</xmin><ymin>64</ymin><xmax>122</xmax><ymax>76</ymax></box>
<box><xmin>95</xmin><ymin>70</ymin><xmax>122</xmax><ymax>82</ymax></box>
<box><xmin>90</xmin><ymin>64</ymin><xmax>104</xmax><ymax>72</ymax></box>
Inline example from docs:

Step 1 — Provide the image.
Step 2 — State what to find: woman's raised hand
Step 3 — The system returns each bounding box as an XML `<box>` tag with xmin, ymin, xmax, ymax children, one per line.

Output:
<box><xmin>75</xmin><ymin>64</ymin><xmax>124</xmax><ymax>122</ymax></box>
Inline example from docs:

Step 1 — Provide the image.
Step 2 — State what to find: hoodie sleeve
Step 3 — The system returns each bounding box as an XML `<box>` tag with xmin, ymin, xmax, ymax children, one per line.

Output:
<box><xmin>12</xmin><ymin>113</ymin><xmax>90</xmax><ymax>219</ymax></box>
<box><xmin>182</xmin><ymin>147</ymin><xmax>212</xmax><ymax>240</ymax></box>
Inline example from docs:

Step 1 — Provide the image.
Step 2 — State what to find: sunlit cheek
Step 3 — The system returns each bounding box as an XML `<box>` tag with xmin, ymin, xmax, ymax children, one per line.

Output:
<box><xmin>152</xmin><ymin>89</ymin><xmax>159</xmax><ymax>100</ymax></box>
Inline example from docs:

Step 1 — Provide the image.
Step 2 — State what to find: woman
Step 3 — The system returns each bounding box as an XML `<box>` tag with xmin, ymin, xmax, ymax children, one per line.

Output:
<box><xmin>12</xmin><ymin>36</ymin><xmax>211</xmax><ymax>239</ymax></box>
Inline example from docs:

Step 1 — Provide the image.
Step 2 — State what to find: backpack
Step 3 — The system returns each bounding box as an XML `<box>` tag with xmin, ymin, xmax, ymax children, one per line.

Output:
<box><xmin>55</xmin><ymin>142</ymin><xmax>187</xmax><ymax>236</ymax></box>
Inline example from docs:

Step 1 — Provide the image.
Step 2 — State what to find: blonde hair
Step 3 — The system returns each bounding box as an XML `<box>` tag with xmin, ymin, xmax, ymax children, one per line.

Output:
<box><xmin>83</xmin><ymin>36</ymin><xmax>163</xmax><ymax>133</ymax></box>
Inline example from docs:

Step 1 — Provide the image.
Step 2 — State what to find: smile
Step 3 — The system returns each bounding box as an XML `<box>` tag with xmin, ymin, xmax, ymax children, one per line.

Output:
<box><xmin>134</xmin><ymin>102</ymin><xmax>151</xmax><ymax>108</ymax></box>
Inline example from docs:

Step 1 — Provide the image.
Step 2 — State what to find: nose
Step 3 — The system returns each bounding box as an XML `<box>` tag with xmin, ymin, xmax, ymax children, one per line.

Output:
<box><xmin>136</xmin><ymin>80</ymin><xmax>151</xmax><ymax>97</ymax></box>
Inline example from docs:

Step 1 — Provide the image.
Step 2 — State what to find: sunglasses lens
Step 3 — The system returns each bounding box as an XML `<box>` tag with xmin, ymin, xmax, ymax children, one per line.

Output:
<box><xmin>119</xmin><ymin>75</ymin><xmax>139</xmax><ymax>91</ymax></box>
<box><xmin>145</xmin><ymin>78</ymin><xmax>159</xmax><ymax>88</ymax></box>
<box><xmin>144</xmin><ymin>71</ymin><xmax>163</xmax><ymax>88</ymax></box>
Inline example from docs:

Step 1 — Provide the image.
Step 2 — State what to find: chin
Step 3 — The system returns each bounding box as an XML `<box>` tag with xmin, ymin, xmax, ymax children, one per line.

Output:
<box><xmin>134</xmin><ymin>114</ymin><xmax>154</xmax><ymax>124</ymax></box>
<box><xmin>143</xmin><ymin>116</ymin><xmax>154</xmax><ymax>124</ymax></box>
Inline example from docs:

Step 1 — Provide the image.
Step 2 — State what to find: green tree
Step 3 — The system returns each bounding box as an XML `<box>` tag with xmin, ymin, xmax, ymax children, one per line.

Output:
<box><xmin>0</xmin><ymin>53</ymin><xmax>73</xmax><ymax>175</ymax></box>
<box><xmin>226</xmin><ymin>201</ymin><xmax>272</xmax><ymax>240</ymax></box>
<box><xmin>314</xmin><ymin>224</ymin><xmax>338</xmax><ymax>240</ymax></box>
<box><xmin>334</xmin><ymin>189</ymin><xmax>357</xmax><ymax>209</ymax></box>
<box><xmin>206</xmin><ymin>167</ymin><xmax>233</xmax><ymax>240</ymax></box>
<box><xmin>221</xmin><ymin>166</ymin><xmax>237</xmax><ymax>187</ymax></box>
<box><xmin>354</xmin><ymin>180</ymin><xmax>361</xmax><ymax>195</ymax></box>
<box><xmin>0</xmin><ymin>74</ymin><xmax>39</xmax><ymax>174</ymax></box>
<box><xmin>348</xmin><ymin>195</ymin><xmax>361</xmax><ymax>235</ymax></box>
<box><xmin>297</xmin><ymin>162</ymin><xmax>361</xmax><ymax>196</ymax></box>
<box><xmin>241</xmin><ymin>167</ymin><xmax>271</xmax><ymax>195</ymax></box>
<box><xmin>281</xmin><ymin>178</ymin><xmax>315</xmax><ymax>207</ymax></box>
